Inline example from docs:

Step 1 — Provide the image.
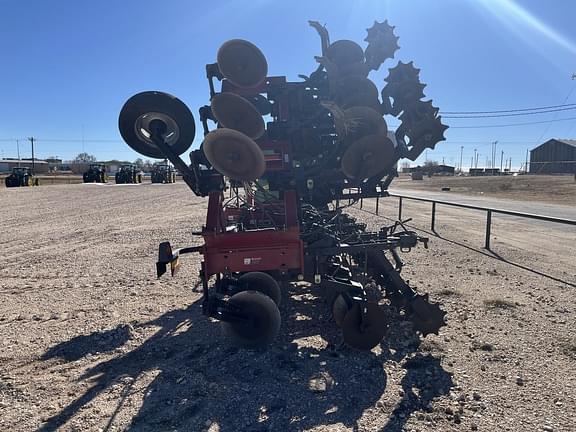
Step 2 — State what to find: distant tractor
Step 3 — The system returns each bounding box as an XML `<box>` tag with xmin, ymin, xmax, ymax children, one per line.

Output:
<box><xmin>5</xmin><ymin>167</ymin><xmax>39</xmax><ymax>188</ymax></box>
<box><xmin>83</xmin><ymin>163</ymin><xmax>108</xmax><ymax>183</ymax></box>
<box><xmin>151</xmin><ymin>163</ymin><xmax>176</xmax><ymax>184</ymax></box>
<box><xmin>115</xmin><ymin>164</ymin><xmax>142</xmax><ymax>184</ymax></box>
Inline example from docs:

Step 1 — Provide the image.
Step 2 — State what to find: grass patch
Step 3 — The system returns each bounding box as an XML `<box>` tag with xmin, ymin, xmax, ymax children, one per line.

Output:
<box><xmin>483</xmin><ymin>298</ymin><xmax>516</xmax><ymax>310</ymax></box>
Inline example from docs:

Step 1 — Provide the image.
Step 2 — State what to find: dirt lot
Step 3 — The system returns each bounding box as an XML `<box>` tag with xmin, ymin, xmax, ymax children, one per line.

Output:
<box><xmin>0</xmin><ymin>183</ymin><xmax>575</xmax><ymax>432</ymax></box>
<box><xmin>393</xmin><ymin>174</ymin><xmax>576</xmax><ymax>206</ymax></box>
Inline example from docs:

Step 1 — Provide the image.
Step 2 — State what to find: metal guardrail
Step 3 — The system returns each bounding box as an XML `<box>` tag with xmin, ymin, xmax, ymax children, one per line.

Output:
<box><xmin>349</xmin><ymin>190</ymin><xmax>576</xmax><ymax>249</ymax></box>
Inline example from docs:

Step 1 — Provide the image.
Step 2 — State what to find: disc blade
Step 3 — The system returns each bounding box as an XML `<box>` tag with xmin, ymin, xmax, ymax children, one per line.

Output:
<box><xmin>118</xmin><ymin>91</ymin><xmax>195</xmax><ymax>159</ymax></box>
<box><xmin>211</xmin><ymin>92</ymin><xmax>265</xmax><ymax>140</ymax></box>
<box><xmin>203</xmin><ymin>128</ymin><xmax>266</xmax><ymax>181</ymax></box>
<box><xmin>409</xmin><ymin>295</ymin><xmax>447</xmax><ymax>337</ymax></box>
<box><xmin>333</xmin><ymin>76</ymin><xmax>380</xmax><ymax>110</ymax></box>
<box><xmin>326</xmin><ymin>40</ymin><xmax>365</xmax><ymax>67</ymax></box>
<box><xmin>342</xmin><ymin>302</ymin><xmax>388</xmax><ymax>350</ymax></box>
<box><xmin>217</xmin><ymin>39</ymin><xmax>268</xmax><ymax>88</ymax></box>
<box><xmin>343</xmin><ymin>106</ymin><xmax>388</xmax><ymax>142</ymax></box>
<box><xmin>341</xmin><ymin>134</ymin><xmax>395</xmax><ymax>180</ymax></box>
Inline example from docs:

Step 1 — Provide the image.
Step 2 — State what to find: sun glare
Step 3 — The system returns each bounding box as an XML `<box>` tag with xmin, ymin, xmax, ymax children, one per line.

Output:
<box><xmin>478</xmin><ymin>0</ymin><xmax>576</xmax><ymax>55</ymax></box>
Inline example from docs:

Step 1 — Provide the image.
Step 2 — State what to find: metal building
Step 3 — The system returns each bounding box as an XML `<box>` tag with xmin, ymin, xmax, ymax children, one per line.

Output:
<box><xmin>0</xmin><ymin>158</ymin><xmax>49</xmax><ymax>174</ymax></box>
<box><xmin>529</xmin><ymin>139</ymin><xmax>576</xmax><ymax>174</ymax></box>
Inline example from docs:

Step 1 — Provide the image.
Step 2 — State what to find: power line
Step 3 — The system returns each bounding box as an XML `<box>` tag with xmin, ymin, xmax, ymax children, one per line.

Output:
<box><xmin>441</xmin><ymin>102</ymin><xmax>576</xmax><ymax>115</ymax></box>
<box><xmin>535</xmin><ymin>78</ymin><xmax>576</xmax><ymax>143</ymax></box>
<box><xmin>443</xmin><ymin>106</ymin><xmax>576</xmax><ymax>119</ymax></box>
<box><xmin>450</xmin><ymin>116</ymin><xmax>576</xmax><ymax>129</ymax></box>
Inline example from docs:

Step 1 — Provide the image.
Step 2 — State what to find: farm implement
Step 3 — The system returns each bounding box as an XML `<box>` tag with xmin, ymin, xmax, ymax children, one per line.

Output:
<box><xmin>119</xmin><ymin>20</ymin><xmax>448</xmax><ymax>350</ymax></box>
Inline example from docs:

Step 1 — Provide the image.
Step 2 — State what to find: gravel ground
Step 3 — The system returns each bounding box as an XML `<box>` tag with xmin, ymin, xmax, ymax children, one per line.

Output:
<box><xmin>0</xmin><ymin>183</ymin><xmax>575</xmax><ymax>432</ymax></box>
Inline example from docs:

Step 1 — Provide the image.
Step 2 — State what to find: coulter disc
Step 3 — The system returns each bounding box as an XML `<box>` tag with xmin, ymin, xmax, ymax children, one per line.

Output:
<box><xmin>409</xmin><ymin>294</ymin><xmax>447</xmax><ymax>336</ymax></box>
<box><xmin>222</xmin><ymin>290</ymin><xmax>281</xmax><ymax>349</ymax></box>
<box><xmin>342</xmin><ymin>302</ymin><xmax>388</xmax><ymax>350</ymax></box>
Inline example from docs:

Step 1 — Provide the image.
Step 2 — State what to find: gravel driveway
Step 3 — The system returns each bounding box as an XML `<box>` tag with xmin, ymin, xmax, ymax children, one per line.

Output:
<box><xmin>1</xmin><ymin>183</ymin><xmax>574</xmax><ymax>431</ymax></box>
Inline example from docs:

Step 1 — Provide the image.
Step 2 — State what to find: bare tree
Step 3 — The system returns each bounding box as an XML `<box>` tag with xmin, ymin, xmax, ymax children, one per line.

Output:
<box><xmin>423</xmin><ymin>160</ymin><xmax>439</xmax><ymax>167</ymax></box>
<box><xmin>74</xmin><ymin>152</ymin><xmax>97</xmax><ymax>163</ymax></box>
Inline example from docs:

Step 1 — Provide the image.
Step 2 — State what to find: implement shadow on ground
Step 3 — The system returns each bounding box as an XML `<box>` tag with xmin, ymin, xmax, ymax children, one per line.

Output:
<box><xmin>38</xmin><ymin>283</ymin><xmax>452</xmax><ymax>432</ymax></box>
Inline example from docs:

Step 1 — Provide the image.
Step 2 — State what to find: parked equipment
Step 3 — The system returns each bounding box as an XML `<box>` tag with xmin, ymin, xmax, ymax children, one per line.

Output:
<box><xmin>83</xmin><ymin>163</ymin><xmax>108</xmax><ymax>183</ymax></box>
<box><xmin>115</xmin><ymin>164</ymin><xmax>142</xmax><ymax>184</ymax></box>
<box><xmin>151</xmin><ymin>162</ymin><xmax>176</xmax><ymax>183</ymax></box>
<box><xmin>5</xmin><ymin>167</ymin><xmax>39</xmax><ymax>187</ymax></box>
<box><xmin>119</xmin><ymin>20</ymin><xmax>449</xmax><ymax>350</ymax></box>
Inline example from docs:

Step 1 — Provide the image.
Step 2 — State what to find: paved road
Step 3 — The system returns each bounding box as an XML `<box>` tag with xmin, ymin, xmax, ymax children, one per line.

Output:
<box><xmin>389</xmin><ymin>188</ymin><xmax>576</xmax><ymax>221</ymax></box>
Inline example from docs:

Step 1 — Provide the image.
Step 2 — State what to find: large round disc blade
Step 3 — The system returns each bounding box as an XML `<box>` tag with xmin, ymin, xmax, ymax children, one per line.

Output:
<box><xmin>118</xmin><ymin>91</ymin><xmax>195</xmax><ymax>159</ymax></box>
<box><xmin>344</xmin><ymin>106</ymin><xmax>388</xmax><ymax>141</ymax></box>
<box><xmin>326</xmin><ymin>40</ymin><xmax>365</xmax><ymax>67</ymax></box>
<box><xmin>222</xmin><ymin>290</ymin><xmax>281</xmax><ymax>349</ymax></box>
<box><xmin>217</xmin><ymin>39</ymin><xmax>268</xmax><ymax>88</ymax></box>
<box><xmin>238</xmin><ymin>271</ymin><xmax>281</xmax><ymax>306</ymax></box>
<box><xmin>203</xmin><ymin>128</ymin><xmax>266</xmax><ymax>181</ymax></box>
<box><xmin>211</xmin><ymin>92</ymin><xmax>265</xmax><ymax>140</ymax></box>
<box><xmin>342</xmin><ymin>303</ymin><xmax>388</xmax><ymax>350</ymax></box>
<box><xmin>341</xmin><ymin>134</ymin><xmax>395</xmax><ymax>180</ymax></box>
<box><xmin>334</xmin><ymin>76</ymin><xmax>380</xmax><ymax>109</ymax></box>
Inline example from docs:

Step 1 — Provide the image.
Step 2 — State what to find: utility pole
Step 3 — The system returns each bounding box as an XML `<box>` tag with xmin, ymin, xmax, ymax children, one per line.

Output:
<box><xmin>492</xmin><ymin>140</ymin><xmax>498</xmax><ymax>170</ymax></box>
<box><xmin>16</xmin><ymin>139</ymin><xmax>21</xmax><ymax>167</ymax></box>
<box><xmin>525</xmin><ymin>149</ymin><xmax>529</xmax><ymax>174</ymax></box>
<box><xmin>474</xmin><ymin>148</ymin><xmax>478</xmax><ymax>169</ymax></box>
<box><xmin>500</xmin><ymin>150</ymin><xmax>504</xmax><ymax>174</ymax></box>
<box><xmin>459</xmin><ymin>145</ymin><xmax>463</xmax><ymax>173</ymax></box>
<box><xmin>491</xmin><ymin>142</ymin><xmax>494</xmax><ymax>169</ymax></box>
<box><xmin>28</xmin><ymin>137</ymin><xmax>35</xmax><ymax>174</ymax></box>
<box><xmin>470</xmin><ymin>156</ymin><xmax>473</xmax><ymax>170</ymax></box>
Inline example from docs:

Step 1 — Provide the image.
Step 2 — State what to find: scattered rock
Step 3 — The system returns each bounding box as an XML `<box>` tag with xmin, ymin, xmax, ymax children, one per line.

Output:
<box><xmin>308</xmin><ymin>372</ymin><xmax>334</xmax><ymax>393</ymax></box>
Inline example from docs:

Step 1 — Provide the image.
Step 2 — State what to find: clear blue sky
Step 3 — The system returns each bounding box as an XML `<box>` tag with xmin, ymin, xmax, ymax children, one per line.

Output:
<box><xmin>1</xmin><ymin>0</ymin><xmax>575</xmax><ymax>170</ymax></box>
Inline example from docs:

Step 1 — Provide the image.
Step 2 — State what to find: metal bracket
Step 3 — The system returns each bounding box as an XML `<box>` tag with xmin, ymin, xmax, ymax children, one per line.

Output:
<box><xmin>156</xmin><ymin>241</ymin><xmax>202</xmax><ymax>278</ymax></box>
